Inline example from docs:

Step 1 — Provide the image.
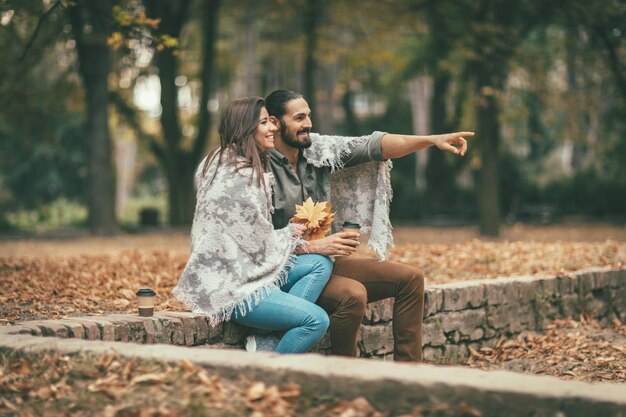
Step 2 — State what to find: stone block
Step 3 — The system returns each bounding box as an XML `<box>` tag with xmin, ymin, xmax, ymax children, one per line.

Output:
<box><xmin>143</xmin><ymin>317</ymin><xmax>166</xmax><ymax>344</ymax></box>
<box><xmin>365</xmin><ymin>299</ymin><xmax>393</xmax><ymax>323</ymax></box>
<box><xmin>160</xmin><ymin>312</ymin><xmax>197</xmax><ymax>345</ymax></box>
<box><xmin>559</xmin><ymin>294</ymin><xmax>580</xmax><ymax>318</ymax></box>
<box><xmin>312</xmin><ymin>332</ymin><xmax>331</xmax><ymax>352</ymax></box>
<box><xmin>422</xmin><ymin>318</ymin><xmax>446</xmax><ymax>346</ymax></box>
<box><xmin>70</xmin><ymin>319</ymin><xmax>101</xmax><ymax>340</ymax></box>
<box><xmin>539</xmin><ymin>302</ymin><xmax>561</xmax><ymax>325</ymax></box>
<box><xmin>222</xmin><ymin>321</ymin><xmax>249</xmax><ymax>345</ymax></box>
<box><xmin>159</xmin><ymin>316</ymin><xmax>184</xmax><ymax>345</ymax></box>
<box><xmin>592</xmin><ymin>271</ymin><xmax>611</xmax><ymax>290</ymax></box>
<box><xmin>486</xmin><ymin>283</ymin><xmax>507</xmax><ymax>306</ymax></box>
<box><xmin>423</xmin><ymin>346</ymin><xmax>443</xmax><ymax>363</ymax></box>
<box><xmin>502</xmin><ymin>281</ymin><xmax>520</xmax><ymax>303</ymax></box>
<box><xmin>442</xmin><ymin>344</ymin><xmax>469</xmax><ymax>363</ymax></box>
<box><xmin>4</xmin><ymin>322</ymin><xmax>42</xmax><ymax>336</ymax></box>
<box><xmin>441</xmin><ymin>284</ymin><xmax>485</xmax><ymax>311</ymax></box>
<box><xmin>37</xmin><ymin>321</ymin><xmax>69</xmax><ymax>338</ymax></box>
<box><xmin>557</xmin><ymin>276</ymin><xmax>576</xmax><ymax>296</ymax></box>
<box><xmin>575</xmin><ymin>272</ymin><xmax>594</xmax><ymax>297</ymax></box>
<box><xmin>165</xmin><ymin>318</ymin><xmax>185</xmax><ymax>345</ymax></box>
<box><xmin>469</xmin><ymin>327</ymin><xmax>485</xmax><ymax>341</ymax></box>
<box><xmin>55</xmin><ymin>321</ymin><xmax>85</xmax><ymax>339</ymax></box>
<box><xmin>423</xmin><ymin>288</ymin><xmax>443</xmax><ymax>317</ymax></box>
<box><xmin>608</xmin><ymin>269</ymin><xmax>625</xmax><ymax>288</ymax></box>
<box><xmin>161</xmin><ymin>313</ymin><xmax>196</xmax><ymax>346</ymax></box>
<box><xmin>207</xmin><ymin>322</ymin><xmax>224</xmax><ymax>344</ymax></box>
<box><xmin>614</xmin><ymin>286</ymin><xmax>626</xmax><ymax>310</ymax></box>
<box><xmin>517</xmin><ymin>305</ymin><xmax>535</xmax><ymax>328</ymax></box>
<box><xmin>487</xmin><ymin>304</ymin><xmax>521</xmax><ymax>334</ymax></box>
<box><xmin>101</xmin><ymin>316</ymin><xmax>131</xmax><ymax>342</ymax></box>
<box><xmin>73</xmin><ymin>317</ymin><xmax>116</xmax><ymax>341</ymax></box>
<box><xmin>483</xmin><ymin>327</ymin><xmax>497</xmax><ymax>339</ymax></box>
<box><xmin>516</xmin><ymin>279</ymin><xmax>541</xmax><ymax>305</ymax></box>
<box><xmin>540</xmin><ymin>277</ymin><xmax>559</xmax><ymax>299</ymax></box>
<box><xmin>361</xmin><ymin>323</ymin><xmax>393</xmax><ymax>355</ymax></box>
<box><xmin>440</xmin><ymin>309</ymin><xmax>486</xmax><ymax>338</ymax></box>
<box><xmin>583</xmin><ymin>298</ymin><xmax>608</xmax><ymax>319</ymax></box>
<box><xmin>114</xmin><ymin>316</ymin><xmax>149</xmax><ymax>343</ymax></box>
<box><xmin>194</xmin><ymin>316</ymin><xmax>210</xmax><ymax>345</ymax></box>
<box><xmin>2</xmin><ymin>325</ymin><xmax>34</xmax><ymax>336</ymax></box>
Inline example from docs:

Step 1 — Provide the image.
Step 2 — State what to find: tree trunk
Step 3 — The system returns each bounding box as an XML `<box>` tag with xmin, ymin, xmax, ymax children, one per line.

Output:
<box><xmin>68</xmin><ymin>1</ymin><xmax>117</xmax><ymax>235</ymax></box>
<box><xmin>148</xmin><ymin>0</ymin><xmax>220</xmax><ymax>225</ymax></box>
<box><xmin>425</xmin><ymin>72</ymin><xmax>454</xmax><ymax>213</ymax></box>
<box><xmin>148</xmin><ymin>0</ymin><xmax>194</xmax><ymax>225</ymax></box>
<box><xmin>408</xmin><ymin>76</ymin><xmax>432</xmax><ymax>192</ymax></box>
<box><xmin>303</xmin><ymin>0</ymin><xmax>321</xmax><ymax>127</ymax></box>
<box><xmin>475</xmin><ymin>71</ymin><xmax>501</xmax><ymax>237</ymax></box>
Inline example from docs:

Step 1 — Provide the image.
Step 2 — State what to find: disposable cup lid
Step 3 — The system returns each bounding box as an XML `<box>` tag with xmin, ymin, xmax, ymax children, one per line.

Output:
<box><xmin>342</xmin><ymin>221</ymin><xmax>361</xmax><ymax>228</ymax></box>
<box><xmin>136</xmin><ymin>288</ymin><xmax>156</xmax><ymax>297</ymax></box>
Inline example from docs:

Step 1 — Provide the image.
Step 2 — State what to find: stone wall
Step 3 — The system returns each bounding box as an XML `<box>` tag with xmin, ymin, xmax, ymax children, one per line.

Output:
<box><xmin>363</xmin><ymin>267</ymin><xmax>626</xmax><ymax>362</ymax></box>
<box><xmin>2</xmin><ymin>267</ymin><xmax>624</xmax><ymax>361</ymax></box>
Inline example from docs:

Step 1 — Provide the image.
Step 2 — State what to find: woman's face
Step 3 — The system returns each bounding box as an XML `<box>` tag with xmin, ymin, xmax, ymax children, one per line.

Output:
<box><xmin>254</xmin><ymin>107</ymin><xmax>277</xmax><ymax>151</ymax></box>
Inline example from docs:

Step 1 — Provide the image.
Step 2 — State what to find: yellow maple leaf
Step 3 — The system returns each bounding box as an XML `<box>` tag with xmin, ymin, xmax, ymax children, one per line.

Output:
<box><xmin>307</xmin><ymin>225</ymin><xmax>331</xmax><ymax>241</ymax></box>
<box><xmin>290</xmin><ymin>197</ymin><xmax>335</xmax><ymax>240</ymax></box>
<box><xmin>291</xmin><ymin>197</ymin><xmax>329</xmax><ymax>230</ymax></box>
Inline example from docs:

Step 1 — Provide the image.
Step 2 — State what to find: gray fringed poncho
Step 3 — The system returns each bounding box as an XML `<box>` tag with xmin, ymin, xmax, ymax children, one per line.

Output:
<box><xmin>172</xmin><ymin>134</ymin><xmax>393</xmax><ymax>325</ymax></box>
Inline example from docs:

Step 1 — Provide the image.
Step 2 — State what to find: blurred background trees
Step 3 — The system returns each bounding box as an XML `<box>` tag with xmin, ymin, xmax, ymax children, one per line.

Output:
<box><xmin>1</xmin><ymin>0</ymin><xmax>624</xmax><ymax>236</ymax></box>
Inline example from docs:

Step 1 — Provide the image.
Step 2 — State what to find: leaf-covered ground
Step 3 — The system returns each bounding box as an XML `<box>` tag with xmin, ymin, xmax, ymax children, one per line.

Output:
<box><xmin>466</xmin><ymin>317</ymin><xmax>626</xmax><ymax>383</ymax></box>
<box><xmin>0</xmin><ymin>350</ymin><xmax>479</xmax><ymax>417</ymax></box>
<box><xmin>0</xmin><ymin>225</ymin><xmax>625</xmax><ymax>386</ymax></box>
<box><xmin>1</xmin><ymin>226</ymin><xmax>624</xmax><ymax>322</ymax></box>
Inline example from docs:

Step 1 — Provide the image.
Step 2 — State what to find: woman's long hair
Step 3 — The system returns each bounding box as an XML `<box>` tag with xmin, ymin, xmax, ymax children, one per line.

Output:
<box><xmin>202</xmin><ymin>97</ymin><xmax>269</xmax><ymax>190</ymax></box>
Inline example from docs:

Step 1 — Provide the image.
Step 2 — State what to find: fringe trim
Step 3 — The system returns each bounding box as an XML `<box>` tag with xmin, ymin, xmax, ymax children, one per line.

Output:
<box><xmin>306</xmin><ymin>135</ymin><xmax>370</xmax><ymax>172</ymax></box>
<box><xmin>171</xmin><ymin>233</ymin><xmax>301</xmax><ymax>327</ymax></box>
<box><xmin>367</xmin><ymin>159</ymin><xmax>394</xmax><ymax>261</ymax></box>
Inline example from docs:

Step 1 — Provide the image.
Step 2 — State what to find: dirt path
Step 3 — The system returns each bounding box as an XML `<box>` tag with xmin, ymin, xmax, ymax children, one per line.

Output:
<box><xmin>1</xmin><ymin>224</ymin><xmax>624</xmax><ymax>258</ymax></box>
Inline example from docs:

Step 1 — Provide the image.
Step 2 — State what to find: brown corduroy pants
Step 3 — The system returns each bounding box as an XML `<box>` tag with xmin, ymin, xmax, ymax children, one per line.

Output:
<box><xmin>315</xmin><ymin>256</ymin><xmax>425</xmax><ymax>362</ymax></box>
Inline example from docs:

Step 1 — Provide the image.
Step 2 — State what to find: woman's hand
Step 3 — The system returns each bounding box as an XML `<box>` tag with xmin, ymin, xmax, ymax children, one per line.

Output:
<box><xmin>289</xmin><ymin>223</ymin><xmax>308</xmax><ymax>238</ymax></box>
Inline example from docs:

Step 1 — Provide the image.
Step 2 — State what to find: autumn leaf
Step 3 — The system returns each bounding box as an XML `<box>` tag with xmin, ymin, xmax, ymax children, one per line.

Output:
<box><xmin>246</xmin><ymin>381</ymin><xmax>266</xmax><ymax>402</ymax></box>
<box><xmin>130</xmin><ymin>372</ymin><xmax>169</xmax><ymax>385</ymax></box>
<box><xmin>291</xmin><ymin>197</ymin><xmax>328</xmax><ymax>229</ymax></box>
<box><xmin>290</xmin><ymin>197</ymin><xmax>335</xmax><ymax>241</ymax></box>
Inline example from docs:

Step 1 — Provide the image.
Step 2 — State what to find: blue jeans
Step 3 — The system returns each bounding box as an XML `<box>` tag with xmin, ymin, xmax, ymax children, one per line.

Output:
<box><xmin>232</xmin><ymin>254</ymin><xmax>332</xmax><ymax>353</ymax></box>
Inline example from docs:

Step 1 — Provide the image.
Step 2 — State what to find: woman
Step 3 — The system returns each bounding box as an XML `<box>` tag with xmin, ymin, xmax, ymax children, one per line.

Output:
<box><xmin>173</xmin><ymin>97</ymin><xmax>332</xmax><ymax>354</ymax></box>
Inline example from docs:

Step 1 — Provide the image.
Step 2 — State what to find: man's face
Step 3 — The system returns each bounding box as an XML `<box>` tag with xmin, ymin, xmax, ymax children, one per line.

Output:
<box><xmin>274</xmin><ymin>97</ymin><xmax>313</xmax><ymax>149</ymax></box>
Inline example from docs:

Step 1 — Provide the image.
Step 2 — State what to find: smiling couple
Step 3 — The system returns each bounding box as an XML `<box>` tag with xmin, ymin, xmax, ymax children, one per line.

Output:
<box><xmin>173</xmin><ymin>90</ymin><xmax>474</xmax><ymax>361</ymax></box>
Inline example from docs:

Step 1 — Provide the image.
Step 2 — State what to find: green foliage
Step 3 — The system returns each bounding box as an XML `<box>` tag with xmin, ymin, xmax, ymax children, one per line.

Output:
<box><xmin>1</xmin><ymin>0</ymin><xmax>625</xmax><ymax>230</ymax></box>
<box><xmin>0</xmin><ymin>0</ymin><xmax>88</xmax><ymax>215</ymax></box>
<box><xmin>3</xmin><ymin>198</ymin><xmax>87</xmax><ymax>232</ymax></box>
<box><xmin>543</xmin><ymin>169</ymin><xmax>626</xmax><ymax>218</ymax></box>
<box><xmin>0</xmin><ymin>112</ymin><xmax>87</xmax><ymax>210</ymax></box>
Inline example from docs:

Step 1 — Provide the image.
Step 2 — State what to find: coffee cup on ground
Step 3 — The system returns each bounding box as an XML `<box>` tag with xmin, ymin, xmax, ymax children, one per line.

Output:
<box><xmin>136</xmin><ymin>288</ymin><xmax>156</xmax><ymax>317</ymax></box>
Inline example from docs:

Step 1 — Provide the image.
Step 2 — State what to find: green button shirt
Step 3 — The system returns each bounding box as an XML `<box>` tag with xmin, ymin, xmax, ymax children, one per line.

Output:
<box><xmin>268</xmin><ymin>132</ymin><xmax>386</xmax><ymax>229</ymax></box>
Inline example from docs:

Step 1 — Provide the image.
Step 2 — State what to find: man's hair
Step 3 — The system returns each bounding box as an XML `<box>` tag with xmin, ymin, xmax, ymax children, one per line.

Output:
<box><xmin>265</xmin><ymin>90</ymin><xmax>303</xmax><ymax>120</ymax></box>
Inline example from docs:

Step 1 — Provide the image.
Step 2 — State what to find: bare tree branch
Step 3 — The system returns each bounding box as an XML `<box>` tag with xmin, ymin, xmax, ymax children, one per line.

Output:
<box><xmin>19</xmin><ymin>0</ymin><xmax>63</xmax><ymax>64</ymax></box>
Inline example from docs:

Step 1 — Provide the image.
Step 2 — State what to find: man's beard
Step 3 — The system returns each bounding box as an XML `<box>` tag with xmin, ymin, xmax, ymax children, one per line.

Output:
<box><xmin>281</xmin><ymin>124</ymin><xmax>312</xmax><ymax>149</ymax></box>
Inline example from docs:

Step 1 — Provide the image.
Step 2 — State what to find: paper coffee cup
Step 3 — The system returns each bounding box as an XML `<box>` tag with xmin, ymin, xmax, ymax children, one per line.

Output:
<box><xmin>341</xmin><ymin>221</ymin><xmax>361</xmax><ymax>233</ymax></box>
<box><xmin>136</xmin><ymin>288</ymin><xmax>156</xmax><ymax>317</ymax></box>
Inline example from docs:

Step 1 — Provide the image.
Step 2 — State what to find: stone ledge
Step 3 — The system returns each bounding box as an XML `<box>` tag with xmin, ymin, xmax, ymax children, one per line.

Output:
<box><xmin>0</xmin><ymin>334</ymin><xmax>624</xmax><ymax>417</ymax></box>
<box><xmin>2</xmin><ymin>267</ymin><xmax>624</xmax><ymax>362</ymax></box>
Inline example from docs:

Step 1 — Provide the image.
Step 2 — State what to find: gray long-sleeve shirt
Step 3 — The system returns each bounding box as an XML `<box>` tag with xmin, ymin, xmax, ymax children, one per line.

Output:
<box><xmin>268</xmin><ymin>132</ymin><xmax>386</xmax><ymax>229</ymax></box>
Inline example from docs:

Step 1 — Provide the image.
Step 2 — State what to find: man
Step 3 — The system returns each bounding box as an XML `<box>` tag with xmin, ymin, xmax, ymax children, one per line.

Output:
<box><xmin>265</xmin><ymin>89</ymin><xmax>473</xmax><ymax>361</ymax></box>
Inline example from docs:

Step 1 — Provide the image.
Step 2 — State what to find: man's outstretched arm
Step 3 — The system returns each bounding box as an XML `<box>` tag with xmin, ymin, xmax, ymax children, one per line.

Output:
<box><xmin>381</xmin><ymin>132</ymin><xmax>475</xmax><ymax>159</ymax></box>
